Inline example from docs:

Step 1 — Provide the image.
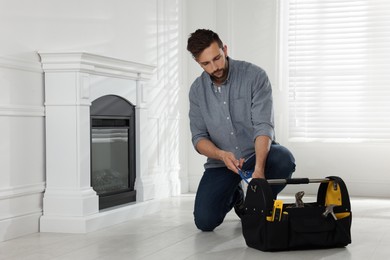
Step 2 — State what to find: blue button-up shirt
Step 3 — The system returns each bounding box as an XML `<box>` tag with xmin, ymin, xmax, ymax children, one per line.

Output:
<box><xmin>189</xmin><ymin>58</ymin><xmax>275</xmax><ymax>169</ymax></box>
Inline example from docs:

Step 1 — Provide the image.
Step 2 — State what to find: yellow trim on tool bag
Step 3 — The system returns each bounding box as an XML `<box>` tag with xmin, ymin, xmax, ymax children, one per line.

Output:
<box><xmin>325</xmin><ymin>181</ymin><xmax>342</xmax><ymax>206</ymax></box>
<box><xmin>335</xmin><ymin>212</ymin><xmax>350</xmax><ymax>219</ymax></box>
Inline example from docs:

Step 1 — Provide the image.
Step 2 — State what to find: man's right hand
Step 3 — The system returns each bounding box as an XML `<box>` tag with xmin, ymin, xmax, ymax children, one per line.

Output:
<box><xmin>196</xmin><ymin>139</ymin><xmax>244</xmax><ymax>174</ymax></box>
<box><xmin>217</xmin><ymin>150</ymin><xmax>244</xmax><ymax>174</ymax></box>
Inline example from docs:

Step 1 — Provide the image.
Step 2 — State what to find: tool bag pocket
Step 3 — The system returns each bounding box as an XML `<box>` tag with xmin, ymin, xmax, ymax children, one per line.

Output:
<box><xmin>241</xmin><ymin>176</ymin><xmax>352</xmax><ymax>251</ymax></box>
<box><xmin>286</xmin><ymin>205</ymin><xmax>352</xmax><ymax>250</ymax></box>
<box><xmin>242</xmin><ymin>214</ymin><xmax>289</xmax><ymax>251</ymax></box>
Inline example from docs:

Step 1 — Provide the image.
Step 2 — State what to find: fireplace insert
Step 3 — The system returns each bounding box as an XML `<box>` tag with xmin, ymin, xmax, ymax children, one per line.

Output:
<box><xmin>90</xmin><ymin>95</ymin><xmax>136</xmax><ymax>209</ymax></box>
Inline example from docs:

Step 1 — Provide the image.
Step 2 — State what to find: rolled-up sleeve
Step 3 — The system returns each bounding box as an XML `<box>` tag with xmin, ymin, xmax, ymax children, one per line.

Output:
<box><xmin>251</xmin><ymin>70</ymin><xmax>275</xmax><ymax>141</ymax></box>
<box><xmin>189</xmin><ymin>82</ymin><xmax>210</xmax><ymax>151</ymax></box>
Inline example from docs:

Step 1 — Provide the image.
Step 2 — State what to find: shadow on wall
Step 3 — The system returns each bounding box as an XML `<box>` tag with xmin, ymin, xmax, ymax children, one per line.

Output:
<box><xmin>145</xmin><ymin>2</ymin><xmax>185</xmax><ymax>198</ymax></box>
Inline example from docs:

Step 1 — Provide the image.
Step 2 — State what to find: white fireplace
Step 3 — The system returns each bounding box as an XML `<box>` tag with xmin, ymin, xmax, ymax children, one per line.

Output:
<box><xmin>39</xmin><ymin>52</ymin><xmax>158</xmax><ymax>233</ymax></box>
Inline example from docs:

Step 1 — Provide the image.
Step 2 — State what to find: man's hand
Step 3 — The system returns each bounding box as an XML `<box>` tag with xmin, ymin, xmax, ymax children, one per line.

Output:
<box><xmin>217</xmin><ymin>150</ymin><xmax>244</xmax><ymax>173</ymax></box>
<box><xmin>252</xmin><ymin>167</ymin><xmax>265</xmax><ymax>179</ymax></box>
<box><xmin>196</xmin><ymin>139</ymin><xmax>245</xmax><ymax>174</ymax></box>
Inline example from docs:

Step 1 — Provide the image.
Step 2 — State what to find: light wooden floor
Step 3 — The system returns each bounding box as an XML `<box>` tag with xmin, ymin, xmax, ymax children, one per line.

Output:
<box><xmin>1</xmin><ymin>194</ymin><xmax>390</xmax><ymax>260</ymax></box>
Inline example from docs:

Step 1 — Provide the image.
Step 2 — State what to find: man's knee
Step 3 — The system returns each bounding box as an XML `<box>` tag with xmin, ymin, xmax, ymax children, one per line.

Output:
<box><xmin>269</xmin><ymin>144</ymin><xmax>296</xmax><ymax>176</ymax></box>
<box><xmin>266</xmin><ymin>144</ymin><xmax>296</xmax><ymax>196</ymax></box>
<box><xmin>278</xmin><ymin>157</ymin><xmax>296</xmax><ymax>178</ymax></box>
<box><xmin>194</xmin><ymin>213</ymin><xmax>221</xmax><ymax>231</ymax></box>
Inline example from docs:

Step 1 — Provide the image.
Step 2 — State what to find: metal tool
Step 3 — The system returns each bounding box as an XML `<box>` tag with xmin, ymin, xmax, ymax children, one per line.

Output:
<box><xmin>322</xmin><ymin>204</ymin><xmax>337</xmax><ymax>220</ymax></box>
<box><xmin>295</xmin><ymin>191</ymin><xmax>305</xmax><ymax>208</ymax></box>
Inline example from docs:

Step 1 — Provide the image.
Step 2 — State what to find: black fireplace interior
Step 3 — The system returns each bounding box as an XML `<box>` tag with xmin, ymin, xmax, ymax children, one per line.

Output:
<box><xmin>90</xmin><ymin>95</ymin><xmax>136</xmax><ymax>210</ymax></box>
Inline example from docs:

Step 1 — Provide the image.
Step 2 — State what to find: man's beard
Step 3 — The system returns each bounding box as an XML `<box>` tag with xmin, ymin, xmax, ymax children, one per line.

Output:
<box><xmin>210</xmin><ymin>66</ymin><xmax>228</xmax><ymax>83</ymax></box>
<box><xmin>212</xmin><ymin>68</ymin><xmax>225</xmax><ymax>79</ymax></box>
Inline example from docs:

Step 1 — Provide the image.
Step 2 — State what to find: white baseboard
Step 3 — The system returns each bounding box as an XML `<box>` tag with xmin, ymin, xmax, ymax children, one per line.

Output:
<box><xmin>0</xmin><ymin>183</ymin><xmax>45</xmax><ymax>241</ymax></box>
<box><xmin>0</xmin><ymin>212</ymin><xmax>42</xmax><ymax>242</ymax></box>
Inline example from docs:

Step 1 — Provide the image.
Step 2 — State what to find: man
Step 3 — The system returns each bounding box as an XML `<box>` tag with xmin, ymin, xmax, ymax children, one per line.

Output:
<box><xmin>187</xmin><ymin>29</ymin><xmax>295</xmax><ymax>231</ymax></box>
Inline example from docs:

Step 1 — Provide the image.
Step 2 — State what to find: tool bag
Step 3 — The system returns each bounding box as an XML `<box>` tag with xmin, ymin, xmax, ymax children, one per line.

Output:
<box><xmin>241</xmin><ymin>176</ymin><xmax>352</xmax><ymax>251</ymax></box>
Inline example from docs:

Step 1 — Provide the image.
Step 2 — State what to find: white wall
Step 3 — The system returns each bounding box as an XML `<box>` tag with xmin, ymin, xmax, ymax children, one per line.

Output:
<box><xmin>185</xmin><ymin>0</ymin><xmax>215</xmax><ymax>192</ymax></box>
<box><xmin>185</xmin><ymin>0</ymin><xmax>390</xmax><ymax>198</ymax></box>
<box><xmin>0</xmin><ymin>0</ymin><xmax>187</xmax><ymax>241</ymax></box>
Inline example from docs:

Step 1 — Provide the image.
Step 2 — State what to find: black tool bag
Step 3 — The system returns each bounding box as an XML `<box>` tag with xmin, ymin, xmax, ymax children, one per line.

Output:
<box><xmin>241</xmin><ymin>176</ymin><xmax>352</xmax><ymax>251</ymax></box>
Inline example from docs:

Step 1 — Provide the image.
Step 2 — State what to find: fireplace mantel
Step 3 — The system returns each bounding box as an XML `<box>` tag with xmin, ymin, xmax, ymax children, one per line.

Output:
<box><xmin>39</xmin><ymin>52</ymin><xmax>155</xmax><ymax>81</ymax></box>
<box><xmin>39</xmin><ymin>52</ymin><xmax>158</xmax><ymax>233</ymax></box>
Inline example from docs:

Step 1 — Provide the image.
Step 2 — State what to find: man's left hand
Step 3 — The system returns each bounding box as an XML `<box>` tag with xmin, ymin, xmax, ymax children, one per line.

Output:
<box><xmin>252</xmin><ymin>168</ymin><xmax>265</xmax><ymax>179</ymax></box>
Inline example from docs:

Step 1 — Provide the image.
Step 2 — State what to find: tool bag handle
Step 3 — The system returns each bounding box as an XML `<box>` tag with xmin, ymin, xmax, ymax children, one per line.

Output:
<box><xmin>266</xmin><ymin>178</ymin><xmax>330</xmax><ymax>185</ymax></box>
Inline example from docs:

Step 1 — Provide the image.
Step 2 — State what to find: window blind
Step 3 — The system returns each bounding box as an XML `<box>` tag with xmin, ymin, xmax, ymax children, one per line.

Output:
<box><xmin>287</xmin><ymin>0</ymin><xmax>390</xmax><ymax>141</ymax></box>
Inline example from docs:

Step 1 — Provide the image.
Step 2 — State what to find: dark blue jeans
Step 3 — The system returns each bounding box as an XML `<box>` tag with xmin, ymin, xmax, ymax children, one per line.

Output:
<box><xmin>193</xmin><ymin>143</ymin><xmax>296</xmax><ymax>231</ymax></box>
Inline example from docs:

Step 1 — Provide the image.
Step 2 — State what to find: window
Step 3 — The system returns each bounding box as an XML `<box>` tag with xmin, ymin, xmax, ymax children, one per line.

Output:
<box><xmin>286</xmin><ymin>0</ymin><xmax>390</xmax><ymax>141</ymax></box>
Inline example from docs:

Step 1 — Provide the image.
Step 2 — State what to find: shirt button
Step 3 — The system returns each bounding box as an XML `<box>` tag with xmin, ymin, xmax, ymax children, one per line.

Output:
<box><xmin>227</xmin><ymin>117</ymin><xmax>230</xmax><ymax>120</ymax></box>
<box><xmin>223</xmin><ymin>101</ymin><xmax>227</xmax><ymax>104</ymax></box>
<box><xmin>235</xmin><ymin>147</ymin><xmax>239</xmax><ymax>150</ymax></box>
<box><xmin>230</xmin><ymin>132</ymin><xmax>234</xmax><ymax>135</ymax></box>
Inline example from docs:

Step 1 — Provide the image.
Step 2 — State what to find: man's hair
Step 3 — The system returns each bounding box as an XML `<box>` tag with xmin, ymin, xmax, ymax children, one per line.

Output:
<box><xmin>187</xmin><ymin>29</ymin><xmax>223</xmax><ymax>59</ymax></box>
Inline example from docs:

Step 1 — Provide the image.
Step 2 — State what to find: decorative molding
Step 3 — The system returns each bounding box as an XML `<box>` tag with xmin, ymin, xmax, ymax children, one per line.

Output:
<box><xmin>43</xmin><ymin>103</ymin><xmax>90</xmax><ymax>107</ymax></box>
<box><xmin>0</xmin><ymin>210</ymin><xmax>43</xmax><ymax>223</ymax></box>
<box><xmin>0</xmin><ymin>56</ymin><xmax>43</xmax><ymax>73</ymax></box>
<box><xmin>38</xmin><ymin>52</ymin><xmax>156</xmax><ymax>81</ymax></box>
<box><xmin>0</xmin><ymin>105</ymin><xmax>45</xmax><ymax>117</ymax></box>
<box><xmin>0</xmin><ymin>182</ymin><xmax>45</xmax><ymax>200</ymax></box>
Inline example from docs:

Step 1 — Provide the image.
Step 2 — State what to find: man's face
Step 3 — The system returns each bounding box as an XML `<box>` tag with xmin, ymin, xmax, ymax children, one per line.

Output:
<box><xmin>196</xmin><ymin>41</ymin><xmax>228</xmax><ymax>84</ymax></box>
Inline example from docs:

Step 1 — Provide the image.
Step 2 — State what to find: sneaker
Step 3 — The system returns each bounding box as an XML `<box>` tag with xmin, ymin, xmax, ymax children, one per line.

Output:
<box><xmin>234</xmin><ymin>184</ymin><xmax>245</xmax><ymax>218</ymax></box>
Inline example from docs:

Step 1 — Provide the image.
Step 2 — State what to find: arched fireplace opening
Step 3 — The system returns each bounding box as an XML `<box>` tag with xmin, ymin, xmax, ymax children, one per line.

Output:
<box><xmin>90</xmin><ymin>95</ymin><xmax>136</xmax><ymax>209</ymax></box>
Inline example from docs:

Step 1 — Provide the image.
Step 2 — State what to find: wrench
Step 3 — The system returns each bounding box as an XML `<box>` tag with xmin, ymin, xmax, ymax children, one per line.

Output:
<box><xmin>322</xmin><ymin>204</ymin><xmax>337</xmax><ymax>220</ymax></box>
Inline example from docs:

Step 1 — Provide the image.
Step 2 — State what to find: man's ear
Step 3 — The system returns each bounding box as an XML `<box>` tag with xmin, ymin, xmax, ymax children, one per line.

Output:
<box><xmin>223</xmin><ymin>45</ymin><xmax>228</xmax><ymax>56</ymax></box>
